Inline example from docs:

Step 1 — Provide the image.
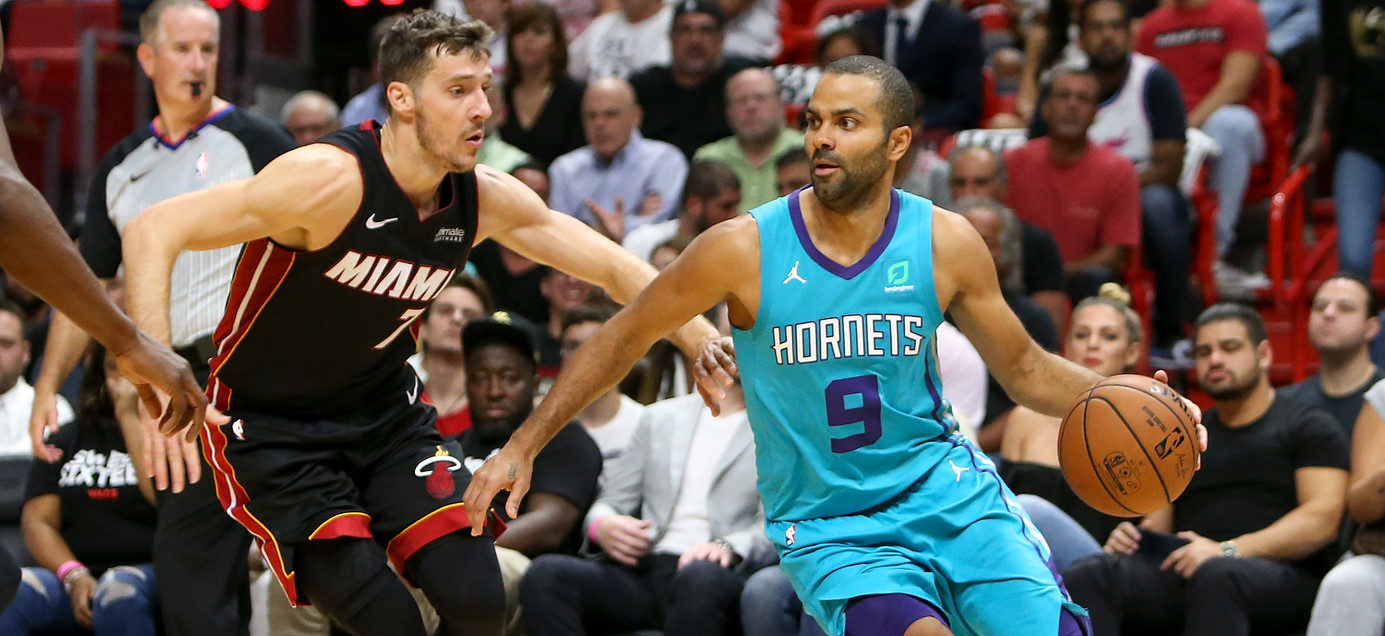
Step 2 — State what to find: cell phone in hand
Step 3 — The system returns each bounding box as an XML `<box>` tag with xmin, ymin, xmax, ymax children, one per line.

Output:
<box><xmin>1135</xmin><ymin>530</ymin><xmax>1190</xmax><ymax>561</ymax></box>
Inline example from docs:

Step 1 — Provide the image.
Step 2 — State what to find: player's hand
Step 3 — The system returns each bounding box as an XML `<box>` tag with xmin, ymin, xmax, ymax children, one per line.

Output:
<box><xmin>1103</xmin><ymin>521</ymin><xmax>1142</xmax><ymax>555</ymax></box>
<box><xmin>28</xmin><ymin>388</ymin><xmax>63</xmax><ymax>463</ymax></box>
<box><xmin>110</xmin><ymin>329</ymin><xmax>227</xmax><ymax>440</ymax></box>
<box><xmin>1152</xmin><ymin>370</ymin><xmax>1208</xmax><ymax>469</ymax></box>
<box><xmin>68</xmin><ymin>571</ymin><xmax>96</xmax><ymax>628</ymax></box>
<box><xmin>587</xmin><ymin>198</ymin><xmax>626</xmax><ymax>242</ymax></box>
<box><xmin>694</xmin><ymin>337</ymin><xmax>737</xmax><ymax>416</ymax></box>
<box><xmin>463</xmin><ymin>443</ymin><xmax>533</xmax><ymax>536</ymax></box>
<box><xmin>678</xmin><ymin>541</ymin><xmax>735</xmax><ymax>569</ymax></box>
<box><xmin>592</xmin><ymin>515</ymin><xmax>652</xmax><ymax>566</ymax></box>
<box><xmin>140</xmin><ymin>404</ymin><xmax>203</xmax><ymax>493</ymax></box>
<box><xmin>1160</xmin><ymin>531</ymin><xmax>1220</xmax><ymax>578</ymax></box>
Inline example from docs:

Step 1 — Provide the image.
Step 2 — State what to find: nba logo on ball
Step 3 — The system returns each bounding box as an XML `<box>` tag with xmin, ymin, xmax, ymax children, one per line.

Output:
<box><xmin>414</xmin><ymin>447</ymin><xmax>462</xmax><ymax>499</ymax></box>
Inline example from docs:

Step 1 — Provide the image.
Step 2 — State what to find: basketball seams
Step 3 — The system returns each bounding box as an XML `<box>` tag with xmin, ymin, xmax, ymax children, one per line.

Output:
<box><xmin>1087</xmin><ymin>394</ymin><xmax>1174</xmax><ymax>504</ymax></box>
<box><xmin>1078</xmin><ymin>396</ymin><xmax>1142</xmax><ymax>516</ymax></box>
<box><xmin>1098</xmin><ymin>382</ymin><xmax>1200</xmax><ymax>472</ymax></box>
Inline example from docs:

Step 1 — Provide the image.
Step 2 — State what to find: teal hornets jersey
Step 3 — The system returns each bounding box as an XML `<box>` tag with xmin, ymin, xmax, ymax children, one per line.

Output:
<box><xmin>731</xmin><ymin>188</ymin><xmax>960</xmax><ymax>522</ymax></box>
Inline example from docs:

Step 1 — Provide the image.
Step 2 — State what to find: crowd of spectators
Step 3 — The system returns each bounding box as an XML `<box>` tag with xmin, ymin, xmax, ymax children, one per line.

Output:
<box><xmin>2</xmin><ymin>0</ymin><xmax>1385</xmax><ymax>632</ymax></box>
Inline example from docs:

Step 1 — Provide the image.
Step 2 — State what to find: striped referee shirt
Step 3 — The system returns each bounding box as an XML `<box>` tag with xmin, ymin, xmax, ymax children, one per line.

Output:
<box><xmin>80</xmin><ymin>105</ymin><xmax>294</xmax><ymax>348</ymax></box>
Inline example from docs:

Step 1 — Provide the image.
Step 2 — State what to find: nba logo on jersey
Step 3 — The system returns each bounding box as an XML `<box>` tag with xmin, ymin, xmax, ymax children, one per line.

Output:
<box><xmin>786</xmin><ymin>524</ymin><xmax>797</xmax><ymax>546</ymax></box>
<box><xmin>884</xmin><ymin>260</ymin><xmax>914</xmax><ymax>293</ymax></box>
<box><xmin>195</xmin><ymin>152</ymin><xmax>209</xmax><ymax>179</ymax></box>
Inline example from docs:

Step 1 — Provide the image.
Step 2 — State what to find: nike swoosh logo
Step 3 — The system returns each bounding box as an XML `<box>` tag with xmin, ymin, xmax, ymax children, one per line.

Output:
<box><xmin>407</xmin><ymin>377</ymin><xmax>420</xmax><ymax>403</ymax></box>
<box><xmin>366</xmin><ymin>214</ymin><xmax>398</xmax><ymax>229</ymax></box>
<box><xmin>129</xmin><ymin>170</ymin><xmax>151</xmax><ymax>182</ymax></box>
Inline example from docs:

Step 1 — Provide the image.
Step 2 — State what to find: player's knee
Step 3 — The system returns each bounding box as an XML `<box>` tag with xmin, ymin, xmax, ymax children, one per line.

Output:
<box><xmin>408</xmin><ymin>534</ymin><xmax>505</xmax><ymax>625</ymax></box>
<box><xmin>295</xmin><ymin>539</ymin><xmax>392</xmax><ymax>610</ymax></box>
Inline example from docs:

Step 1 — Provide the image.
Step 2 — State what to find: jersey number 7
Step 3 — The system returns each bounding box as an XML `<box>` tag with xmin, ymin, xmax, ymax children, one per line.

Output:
<box><xmin>826</xmin><ymin>374</ymin><xmax>882</xmax><ymax>453</ymax></box>
<box><xmin>375</xmin><ymin>308</ymin><xmax>425</xmax><ymax>350</ymax></box>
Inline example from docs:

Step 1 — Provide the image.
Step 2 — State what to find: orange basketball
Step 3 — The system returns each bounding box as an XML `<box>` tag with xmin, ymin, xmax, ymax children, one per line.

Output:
<box><xmin>1058</xmin><ymin>375</ymin><xmax>1200</xmax><ymax>517</ymax></box>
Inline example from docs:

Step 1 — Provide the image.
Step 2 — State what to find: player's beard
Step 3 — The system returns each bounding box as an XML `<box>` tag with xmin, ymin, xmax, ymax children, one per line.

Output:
<box><xmin>811</xmin><ymin>139</ymin><xmax>891</xmax><ymax>212</ymax></box>
<box><xmin>416</xmin><ymin>108</ymin><xmax>471</xmax><ymax>173</ymax></box>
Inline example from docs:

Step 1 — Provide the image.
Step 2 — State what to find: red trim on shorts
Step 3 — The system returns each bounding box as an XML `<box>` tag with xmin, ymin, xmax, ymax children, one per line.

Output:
<box><xmin>385</xmin><ymin>504</ymin><xmax>507</xmax><ymax>581</ymax></box>
<box><xmin>200</xmin><ymin>421</ymin><xmax>303</xmax><ymax>606</ymax></box>
<box><xmin>309</xmin><ymin>512</ymin><xmax>373</xmax><ymax>541</ymax></box>
<box><xmin>206</xmin><ymin>239</ymin><xmax>296</xmax><ymax>411</ymax></box>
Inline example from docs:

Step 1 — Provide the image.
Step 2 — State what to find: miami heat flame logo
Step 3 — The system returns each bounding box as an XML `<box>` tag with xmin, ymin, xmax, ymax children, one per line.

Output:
<box><xmin>414</xmin><ymin>446</ymin><xmax>463</xmax><ymax>499</ymax></box>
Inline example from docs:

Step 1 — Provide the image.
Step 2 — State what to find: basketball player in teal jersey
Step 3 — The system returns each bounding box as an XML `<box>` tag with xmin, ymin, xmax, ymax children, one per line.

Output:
<box><xmin>466</xmin><ymin>56</ymin><xmax>1205</xmax><ymax>636</ymax></box>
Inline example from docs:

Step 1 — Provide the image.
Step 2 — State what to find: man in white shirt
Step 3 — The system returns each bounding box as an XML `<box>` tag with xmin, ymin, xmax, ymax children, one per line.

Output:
<box><xmin>0</xmin><ymin>301</ymin><xmax>70</xmax><ymax>455</ymax></box>
<box><xmin>519</xmin><ymin>383</ymin><xmax>776</xmax><ymax>635</ymax></box>
<box><xmin>560</xmin><ymin>305</ymin><xmax>646</xmax><ymax>462</ymax></box>
<box><xmin>568</xmin><ymin>0</ymin><xmax>673</xmax><ymax>80</ymax></box>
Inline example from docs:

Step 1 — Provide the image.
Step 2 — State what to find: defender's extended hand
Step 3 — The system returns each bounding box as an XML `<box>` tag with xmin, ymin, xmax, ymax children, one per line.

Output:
<box><xmin>463</xmin><ymin>444</ymin><xmax>532</xmax><ymax>535</ymax></box>
<box><xmin>111</xmin><ymin>330</ymin><xmax>228</xmax><ymax>439</ymax></box>
<box><xmin>694</xmin><ymin>337</ymin><xmax>737</xmax><ymax>416</ymax></box>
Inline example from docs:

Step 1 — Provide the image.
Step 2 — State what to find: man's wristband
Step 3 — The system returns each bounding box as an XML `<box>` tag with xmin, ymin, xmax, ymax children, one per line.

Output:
<box><xmin>55</xmin><ymin>560</ymin><xmax>84</xmax><ymax>582</ymax></box>
<box><xmin>588</xmin><ymin>517</ymin><xmax>604</xmax><ymax>543</ymax></box>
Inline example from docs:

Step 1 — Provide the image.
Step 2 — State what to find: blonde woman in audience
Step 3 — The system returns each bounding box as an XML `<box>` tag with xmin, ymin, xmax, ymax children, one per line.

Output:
<box><xmin>1000</xmin><ymin>283</ymin><xmax>1140</xmax><ymax>568</ymax></box>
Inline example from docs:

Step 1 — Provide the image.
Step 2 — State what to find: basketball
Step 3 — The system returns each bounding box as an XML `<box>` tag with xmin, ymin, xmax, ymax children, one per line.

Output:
<box><xmin>1058</xmin><ymin>375</ymin><xmax>1200</xmax><ymax>517</ymax></box>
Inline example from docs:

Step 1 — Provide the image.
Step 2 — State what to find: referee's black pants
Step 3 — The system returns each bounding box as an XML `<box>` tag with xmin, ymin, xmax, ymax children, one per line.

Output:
<box><xmin>1064</xmin><ymin>552</ymin><xmax>1321</xmax><ymax>636</ymax></box>
<box><xmin>154</xmin><ymin>349</ymin><xmax>253</xmax><ymax>636</ymax></box>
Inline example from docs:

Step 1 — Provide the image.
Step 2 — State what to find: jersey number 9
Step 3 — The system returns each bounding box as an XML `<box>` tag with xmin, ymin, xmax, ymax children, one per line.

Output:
<box><xmin>826</xmin><ymin>374</ymin><xmax>882</xmax><ymax>453</ymax></box>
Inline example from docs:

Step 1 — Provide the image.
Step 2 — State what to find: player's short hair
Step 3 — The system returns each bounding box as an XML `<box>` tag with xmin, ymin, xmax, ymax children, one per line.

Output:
<box><xmin>1318</xmin><ymin>271</ymin><xmax>1381</xmax><ymax>316</ymax></box>
<box><xmin>821</xmin><ymin>55</ymin><xmax>914</xmax><ymax>131</ymax></box>
<box><xmin>139</xmin><ymin>0</ymin><xmax>219</xmax><ymax>46</ymax></box>
<box><xmin>1195</xmin><ymin>302</ymin><xmax>1268</xmax><ymax>345</ymax></box>
<box><xmin>560</xmin><ymin>303</ymin><xmax>617</xmax><ymax>336</ymax></box>
<box><xmin>379</xmin><ymin>10</ymin><xmax>493</xmax><ymax>96</ymax></box>
<box><xmin>681</xmin><ymin>160</ymin><xmax>741</xmax><ymax>208</ymax></box>
<box><xmin>776</xmin><ymin>149</ymin><xmax>809</xmax><ymax>170</ymax></box>
<box><xmin>1072</xmin><ymin>283</ymin><xmax>1143</xmax><ymax>345</ymax></box>
<box><xmin>370</xmin><ymin>14</ymin><xmax>407</xmax><ymax>66</ymax></box>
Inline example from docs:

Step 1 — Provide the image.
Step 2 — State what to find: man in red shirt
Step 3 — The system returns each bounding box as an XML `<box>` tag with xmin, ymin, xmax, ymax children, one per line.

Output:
<box><xmin>1004</xmin><ymin>68</ymin><xmax>1141</xmax><ymax>302</ymax></box>
<box><xmin>1137</xmin><ymin>0</ymin><xmax>1269</xmax><ymax>293</ymax></box>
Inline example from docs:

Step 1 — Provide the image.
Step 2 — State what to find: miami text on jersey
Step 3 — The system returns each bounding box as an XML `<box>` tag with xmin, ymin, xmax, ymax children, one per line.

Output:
<box><xmin>323</xmin><ymin>250</ymin><xmax>456</xmax><ymax>301</ymax></box>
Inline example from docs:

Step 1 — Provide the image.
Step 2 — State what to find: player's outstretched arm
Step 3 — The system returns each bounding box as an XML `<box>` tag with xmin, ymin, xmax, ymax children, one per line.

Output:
<box><xmin>122</xmin><ymin>145</ymin><xmax>361</xmax><ymax>438</ymax></box>
<box><xmin>474</xmin><ymin>166</ymin><xmax>723</xmax><ymax>361</ymax></box>
<box><xmin>938</xmin><ymin>208</ymin><xmax>1104</xmax><ymax>418</ymax></box>
<box><xmin>463</xmin><ymin>216</ymin><xmax>760</xmax><ymax>533</ymax></box>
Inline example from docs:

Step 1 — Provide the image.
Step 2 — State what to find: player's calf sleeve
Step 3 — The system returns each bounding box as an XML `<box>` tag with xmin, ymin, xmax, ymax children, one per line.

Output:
<box><xmin>404</xmin><ymin>531</ymin><xmax>506</xmax><ymax>636</ymax></box>
<box><xmin>295</xmin><ymin>538</ymin><xmax>428</xmax><ymax>636</ymax></box>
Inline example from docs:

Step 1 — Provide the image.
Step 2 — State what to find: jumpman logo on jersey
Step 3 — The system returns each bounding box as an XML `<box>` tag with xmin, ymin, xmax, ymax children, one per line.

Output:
<box><xmin>783</xmin><ymin>261</ymin><xmax>807</xmax><ymax>285</ymax></box>
<box><xmin>950</xmin><ymin>460</ymin><xmax>970</xmax><ymax>482</ymax></box>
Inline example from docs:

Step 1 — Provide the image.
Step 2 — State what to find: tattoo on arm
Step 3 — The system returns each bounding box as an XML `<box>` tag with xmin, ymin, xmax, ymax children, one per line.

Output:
<box><xmin>508</xmin><ymin>463</ymin><xmax>517</xmax><ymax>480</ymax></box>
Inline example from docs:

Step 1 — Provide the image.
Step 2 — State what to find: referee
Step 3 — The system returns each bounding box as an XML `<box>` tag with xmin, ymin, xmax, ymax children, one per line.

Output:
<box><xmin>27</xmin><ymin>2</ymin><xmax>293</xmax><ymax>634</ymax></box>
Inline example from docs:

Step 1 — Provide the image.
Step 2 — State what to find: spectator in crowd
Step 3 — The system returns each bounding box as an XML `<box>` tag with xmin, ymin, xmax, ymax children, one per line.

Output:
<box><xmin>1259</xmin><ymin>0</ymin><xmax>1319</xmax><ymax>136</ymax></box>
<box><xmin>946</xmin><ymin>145</ymin><xmax>1068</xmax><ymax>330</ymax></box>
<box><xmin>408</xmin><ymin>274</ymin><xmax>495</xmax><ymax>439</ymax></box>
<box><xmin>1280</xmin><ymin>273</ymin><xmax>1383</xmax><ymax>434</ymax></box>
<box><xmin>477</xmin><ymin>85</ymin><xmax>533</xmax><ymax>173</ymax></box>
<box><xmin>1005</xmin><ymin>67</ymin><xmax>1141</xmax><ymax>303</ymax></box>
<box><xmin>1065</xmin><ymin>303</ymin><xmax>1350</xmax><ymax>636</ymax></box>
<box><xmin>549</xmin><ymin>77</ymin><xmax>688</xmax><ymax>240</ymax></box>
<box><xmin>1032</xmin><ymin>0</ymin><xmax>1192</xmax><ymax>363</ymax></box>
<box><xmin>501</xmin><ymin>4</ymin><xmax>586</xmax><ymax>167</ymax></box>
<box><xmin>0</xmin><ymin>300</ymin><xmax>71</xmax><ymax>456</ymax></box>
<box><xmin>774</xmin><ymin>150</ymin><xmax>810</xmax><ymax>197</ymax></box>
<box><xmin>770</xmin><ymin>24</ymin><xmax>880</xmax><ymax>115</ymax></box>
<box><xmin>28</xmin><ymin>2</ymin><xmax>296</xmax><ymax>633</ymax></box>
<box><xmin>560</xmin><ymin>304</ymin><xmax>647</xmax><ymax>461</ymax></box>
<box><xmin>631</xmin><ymin>0</ymin><xmax>753</xmax><ymax>159</ymax></box>
<box><xmin>956</xmin><ymin>197</ymin><xmax>1060</xmax><ymax>451</ymax></box>
<box><xmin>715</xmin><ymin>0</ymin><xmax>780</xmax><ymax>63</ymax></box>
<box><xmin>512</xmin><ymin>162</ymin><xmax>551</xmax><ymax>203</ymax></box>
<box><xmin>858</xmin><ymin>0</ymin><xmax>984</xmax><ymax>132</ymax></box>
<box><xmin>459</xmin><ymin>316</ymin><xmax>603</xmax><ymax>634</ymax></box>
<box><xmin>1136</xmin><ymin>0</ymin><xmax>1270</xmax><ymax>293</ymax></box>
<box><xmin>892</xmin><ymin>89</ymin><xmax>948</xmax><ymax>200</ymax></box>
<box><xmin>519</xmin><ymin>382</ymin><xmax>775</xmax><ymax>635</ymax></box>
<box><xmin>1307</xmin><ymin>378</ymin><xmax>1385</xmax><ymax>636</ymax></box>
<box><xmin>0</xmin><ymin>349</ymin><xmax>157</xmax><ymax>634</ymax></box>
<box><xmin>1015</xmin><ymin>0</ymin><xmax>1087</xmax><ymax>123</ymax></box>
<box><xmin>623</xmin><ymin>160</ymin><xmax>742</xmax><ymax>263</ymax></box>
<box><xmin>538</xmin><ymin>269</ymin><xmax>600</xmax><ymax>377</ymax></box>
<box><xmin>462</xmin><ymin>0</ymin><xmax>511</xmax><ymax>74</ymax></box>
<box><xmin>568</xmin><ymin>0</ymin><xmax>673</xmax><ymax>80</ymax></box>
<box><xmin>469</xmin><ymin>238</ymin><xmax>551</xmax><ymax>325</ymax></box>
<box><xmin>1295</xmin><ymin>0</ymin><xmax>1385</xmax><ymax>282</ymax></box>
<box><xmin>694</xmin><ymin>68</ymin><xmax>804</xmax><ymax>212</ymax></box>
<box><xmin>279</xmin><ymin>90</ymin><xmax>341</xmax><ymax>147</ymax></box>
<box><xmin>1000</xmin><ymin>283</ymin><xmax>1140</xmax><ymax>568</ymax></box>
<box><xmin>649</xmin><ymin>235</ymin><xmax>694</xmax><ymax>272</ymax></box>
<box><xmin>340</xmin><ymin>14</ymin><xmax>404</xmax><ymax>127</ymax></box>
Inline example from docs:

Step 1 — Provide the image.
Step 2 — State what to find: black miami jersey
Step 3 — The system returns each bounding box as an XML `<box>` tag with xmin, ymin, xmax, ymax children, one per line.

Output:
<box><xmin>207</xmin><ymin>122</ymin><xmax>478</xmax><ymax>417</ymax></box>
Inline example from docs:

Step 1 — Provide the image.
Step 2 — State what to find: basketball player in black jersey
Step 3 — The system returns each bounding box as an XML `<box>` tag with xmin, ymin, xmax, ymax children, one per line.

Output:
<box><xmin>121</xmin><ymin>11</ymin><xmax>728</xmax><ymax>635</ymax></box>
